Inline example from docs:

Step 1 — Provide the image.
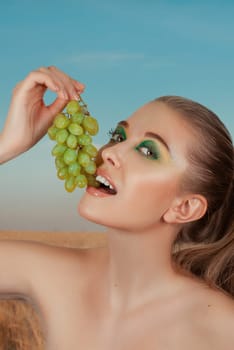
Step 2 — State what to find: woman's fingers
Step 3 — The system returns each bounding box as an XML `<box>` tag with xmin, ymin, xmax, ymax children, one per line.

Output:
<box><xmin>18</xmin><ymin>66</ymin><xmax>85</xmax><ymax>101</ymax></box>
<box><xmin>47</xmin><ymin>66</ymin><xmax>85</xmax><ymax>99</ymax></box>
<box><xmin>25</xmin><ymin>70</ymin><xmax>59</xmax><ymax>91</ymax></box>
<box><xmin>0</xmin><ymin>66</ymin><xmax>86</xmax><ymax>163</ymax></box>
<box><xmin>73</xmin><ymin>79</ymin><xmax>85</xmax><ymax>93</ymax></box>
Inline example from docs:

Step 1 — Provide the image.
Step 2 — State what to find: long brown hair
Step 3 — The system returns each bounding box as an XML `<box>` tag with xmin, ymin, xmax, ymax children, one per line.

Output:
<box><xmin>156</xmin><ymin>96</ymin><xmax>234</xmax><ymax>297</ymax></box>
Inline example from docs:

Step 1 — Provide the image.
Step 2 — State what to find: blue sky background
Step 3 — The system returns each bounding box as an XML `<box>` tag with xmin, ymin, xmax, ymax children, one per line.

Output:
<box><xmin>0</xmin><ymin>0</ymin><xmax>233</xmax><ymax>232</ymax></box>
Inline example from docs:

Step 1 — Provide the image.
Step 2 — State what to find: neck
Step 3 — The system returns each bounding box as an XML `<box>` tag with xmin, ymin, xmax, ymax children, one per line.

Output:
<box><xmin>103</xmin><ymin>223</ymin><xmax>181</xmax><ymax>313</ymax></box>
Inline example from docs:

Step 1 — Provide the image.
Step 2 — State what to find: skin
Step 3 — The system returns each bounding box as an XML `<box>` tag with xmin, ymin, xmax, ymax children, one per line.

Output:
<box><xmin>0</xmin><ymin>68</ymin><xmax>233</xmax><ymax>350</ymax></box>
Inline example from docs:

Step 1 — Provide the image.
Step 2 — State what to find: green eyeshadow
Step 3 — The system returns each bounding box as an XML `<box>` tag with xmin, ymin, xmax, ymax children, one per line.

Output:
<box><xmin>135</xmin><ymin>140</ymin><xmax>161</xmax><ymax>160</ymax></box>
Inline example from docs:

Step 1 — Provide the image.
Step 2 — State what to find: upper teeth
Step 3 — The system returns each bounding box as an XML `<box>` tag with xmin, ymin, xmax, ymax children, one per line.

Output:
<box><xmin>96</xmin><ymin>175</ymin><xmax>114</xmax><ymax>190</ymax></box>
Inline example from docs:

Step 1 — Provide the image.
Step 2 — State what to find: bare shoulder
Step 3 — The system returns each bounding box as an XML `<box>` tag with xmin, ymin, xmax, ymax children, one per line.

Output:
<box><xmin>25</xmin><ymin>233</ymin><xmax>109</xmax><ymax>325</ymax></box>
<box><xmin>0</xmin><ymin>238</ymin><xmax>82</xmax><ymax>299</ymax></box>
<box><xmin>188</xmin><ymin>284</ymin><xmax>234</xmax><ymax>348</ymax></box>
<box><xmin>24</xmin><ymin>231</ymin><xmax>108</xmax><ymax>277</ymax></box>
<box><xmin>3</xmin><ymin>230</ymin><xmax>108</xmax><ymax>264</ymax></box>
<box><xmin>22</xmin><ymin>232</ymin><xmax>109</xmax><ymax>293</ymax></box>
<box><xmin>0</xmin><ymin>238</ymin><xmax>88</xmax><ymax>283</ymax></box>
<box><xmin>204</xmin><ymin>288</ymin><xmax>234</xmax><ymax>330</ymax></box>
<box><xmin>0</xmin><ymin>232</ymin><xmax>107</xmax><ymax>297</ymax></box>
<box><xmin>201</xmin><ymin>286</ymin><xmax>234</xmax><ymax>319</ymax></box>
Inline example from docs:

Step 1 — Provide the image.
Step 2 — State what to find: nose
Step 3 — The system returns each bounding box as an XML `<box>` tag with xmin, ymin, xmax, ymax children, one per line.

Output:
<box><xmin>100</xmin><ymin>144</ymin><xmax>121</xmax><ymax>168</ymax></box>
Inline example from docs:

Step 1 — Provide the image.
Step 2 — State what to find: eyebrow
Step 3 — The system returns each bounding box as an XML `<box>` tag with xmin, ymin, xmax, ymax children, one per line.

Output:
<box><xmin>118</xmin><ymin>120</ymin><xmax>171</xmax><ymax>153</ymax></box>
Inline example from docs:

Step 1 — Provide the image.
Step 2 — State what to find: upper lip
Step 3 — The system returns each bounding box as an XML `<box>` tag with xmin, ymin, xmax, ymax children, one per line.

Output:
<box><xmin>96</xmin><ymin>168</ymin><xmax>118</xmax><ymax>193</ymax></box>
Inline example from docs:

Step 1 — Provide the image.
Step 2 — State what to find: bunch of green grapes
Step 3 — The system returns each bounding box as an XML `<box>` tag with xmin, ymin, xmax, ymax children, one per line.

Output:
<box><xmin>47</xmin><ymin>98</ymin><xmax>100</xmax><ymax>192</ymax></box>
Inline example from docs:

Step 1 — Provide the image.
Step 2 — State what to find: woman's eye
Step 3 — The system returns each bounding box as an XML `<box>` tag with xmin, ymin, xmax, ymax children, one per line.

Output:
<box><xmin>139</xmin><ymin>146</ymin><xmax>153</xmax><ymax>157</ymax></box>
<box><xmin>136</xmin><ymin>140</ymin><xmax>160</xmax><ymax>160</ymax></box>
<box><xmin>111</xmin><ymin>132</ymin><xmax>125</xmax><ymax>143</ymax></box>
<box><xmin>108</xmin><ymin>126</ymin><xmax>126</xmax><ymax>143</ymax></box>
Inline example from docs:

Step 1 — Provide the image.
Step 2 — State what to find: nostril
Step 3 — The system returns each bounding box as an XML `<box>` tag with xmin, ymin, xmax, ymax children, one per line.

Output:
<box><xmin>107</xmin><ymin>157</ymin><xmax>115</xmax><ymax>166</ymax></box>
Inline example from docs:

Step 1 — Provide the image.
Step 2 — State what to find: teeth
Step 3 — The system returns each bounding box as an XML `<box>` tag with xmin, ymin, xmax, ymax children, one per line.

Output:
<box><xmin>96</xmin><ymin>175</ymin><xmax>114</xmax><ymax>190</ymax></box>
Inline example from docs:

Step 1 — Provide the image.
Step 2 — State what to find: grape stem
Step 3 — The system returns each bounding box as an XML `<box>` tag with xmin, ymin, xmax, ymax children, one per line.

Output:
<box><xmin>79</xmin><ymin>96</ymin><xmax>90</xmax><ymax>116</ymax></box>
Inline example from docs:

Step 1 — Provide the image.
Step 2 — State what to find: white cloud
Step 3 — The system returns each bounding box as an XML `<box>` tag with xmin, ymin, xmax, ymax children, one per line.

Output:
<box><xmin>143</xmin><ymin>59</ymin><xmax>177</xmax><ymax>70</ymax></box>
<box><xmin>61</xmin><ymin>51</ymin><xmax>176</xmax><ymax>71</ymax></box>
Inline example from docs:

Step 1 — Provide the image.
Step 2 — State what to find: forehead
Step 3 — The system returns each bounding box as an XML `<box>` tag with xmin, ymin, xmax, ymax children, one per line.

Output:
<box><xmin>126</xmin><ymin>101</ymin><xmax>195</xmax><ymax>158</ymax></box>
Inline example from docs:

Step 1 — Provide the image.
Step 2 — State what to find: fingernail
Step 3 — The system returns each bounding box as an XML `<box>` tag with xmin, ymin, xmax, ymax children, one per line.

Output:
<box><xmin>73</xmin><ymin>92</ymin><xmax>80</xmax><ymax>100</ymax></box>
<box><xmin>77</xmin><ymin>82</ymin><xmax>85</xmax><ymax>91</ymax></box>
<box><xmin>77</xmin><ymin>82</ymin><xmax>85</xmax><ymax>89</ymax></box>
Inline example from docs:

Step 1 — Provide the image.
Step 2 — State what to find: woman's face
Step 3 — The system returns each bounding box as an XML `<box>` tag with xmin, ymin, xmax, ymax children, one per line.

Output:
<box><xmin>78</xmin><ymin>101</ymin><xmax>193</xmax><ymax>231</ymax></box>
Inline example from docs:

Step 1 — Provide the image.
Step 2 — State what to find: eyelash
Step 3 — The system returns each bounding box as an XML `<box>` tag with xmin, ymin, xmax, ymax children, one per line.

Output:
<box><xmin>108</xmin><ymin>128</ymin><xmax>160</xmax><ymax>160</ymax></box>
<box><xmin>107</xmin><ymin>128</ymin><xmax>115</xmax><ymax>138</ymax></box>
<box><xmin>108</xmin><ymin>128</ymin><xmax>125</xmax><ymax>143</ymax></box>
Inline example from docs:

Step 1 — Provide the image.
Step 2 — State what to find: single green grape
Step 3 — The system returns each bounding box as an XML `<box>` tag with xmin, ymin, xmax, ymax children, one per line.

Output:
<box><xmin>54</xmin><ymin>113</ymin><xmax>70</xmax><ymax>129</ymax></box>
<box><xmin>82</xmin><ymin>116</ymin><xmax>99</xmax><ymax>136</ymax></box>
<box><xmin>68</xmin><ymin>162</ymin><xmax>81</xmax><ymax>176</ymax></box>
<box><xmin>65</xmin><ymin>176</ymin><xmax>76</xmax><ymax>192</ymax></box>
<box><xmin>48</xmin><ymin>125</ymin><xmax>58</xmax><ymax>140</ymax></box>
<box><xmin>77</xmin><ymin>134</ymin><xmax>92</xmax><ymax>146</ymax></box>
<box><xmin>52</xmin><ymin>144</ymin><xmax>67</xmax><ymax>157</ymax></box>
<box><xmin>55</xmin><ymin>129</ymin><xmax>69</xmax><ymax>144</ymax></box>
<box><xmin>66</xmin><ymin>134</ymin><xmax>78</xmax><ymax>149</ymax></box>
<box><xmin>77</xmin><ymin>151</ymin><xmax>90</xmax><ymax>167</ymax></box>
<box><xmin>55</xmin><ymin>157</ymin><xmax>66</xmax><ymax>169</ymax></box>
<box><xmin>83</xmin><ymin>144</ymin><xmax>98</xmax><ymax>158</ymax></box>
<box><xmin>71</xmin><ymin>112</ymin><xmax>84</xmax><ymax>124</ymax></box>
<box><xmin>57</xmin><ymin>167</ymin><xmax>68</xmax><ymax>180</ymax></box>
<box><xmin>84</xmin><ymin>160</ymin><xmax>97</xmax><ymax>175</ymax></box>
<box><xmin>86</xmin><ymin>174</ymin><xmax>100</xmax><ymax>188</ymax></box>
<box><xmin>66</xmin><ymin>100</ymin><xmax>82</xmax><ymax>115</ymax></box>
<box><xmin>75</xmin><ymin>174</ymin><xmax>88</xmax><ymax>188</ymax></box>
<box><xmin>63</xmin><ymin>149</ymin><xmax>77</xmax><ymax>165</ymax></box>
<box><xmin>68</xmin><ymin>123</ymin><xmax>84</xmax><ymax>136</ymax></box>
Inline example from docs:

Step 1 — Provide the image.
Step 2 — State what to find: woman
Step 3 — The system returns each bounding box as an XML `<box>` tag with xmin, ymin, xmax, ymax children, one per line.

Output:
<box><xmin>0</xmin><ymin>66</ymin><xmax>233</xmax><ymax>349</ymax></box>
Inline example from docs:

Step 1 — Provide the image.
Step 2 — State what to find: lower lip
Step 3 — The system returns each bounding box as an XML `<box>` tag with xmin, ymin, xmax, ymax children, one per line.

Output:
<box><xmin>86</xmin><ymin>186</ymin><xmax>114</xmax><ymax>198</ymax></box>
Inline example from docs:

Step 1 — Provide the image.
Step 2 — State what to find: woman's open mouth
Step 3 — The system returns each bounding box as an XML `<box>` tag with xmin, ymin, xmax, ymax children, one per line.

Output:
<box><xmin>95</xmin><ymin>175</ymin><xmax>117</xmax><ymax>195</ymax></box>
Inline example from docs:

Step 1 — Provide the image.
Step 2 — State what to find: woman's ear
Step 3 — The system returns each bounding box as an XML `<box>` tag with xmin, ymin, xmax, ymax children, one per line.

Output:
<box><xmin>163</xmin><ymin>194</ymin><xmax>208</xmax><ymax>224</ymax></box>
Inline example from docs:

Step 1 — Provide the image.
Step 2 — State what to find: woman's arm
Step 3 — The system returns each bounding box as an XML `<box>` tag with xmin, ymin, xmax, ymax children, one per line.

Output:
<box><xmin>0</xmin><ymin>240</ymin><xmax>54</xmax><ymax>299</ymax></box>
<box><xmin>0</xmin><ymin>66</ymin><xmax>85</xmax><ymax>164</ymax></box>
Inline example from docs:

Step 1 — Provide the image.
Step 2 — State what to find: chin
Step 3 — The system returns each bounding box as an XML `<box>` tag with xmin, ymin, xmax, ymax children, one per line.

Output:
<box><xmin>78</xmin><ymin>194</ymin><xmax>122</xmax><ymax>230</ymax></box>
<box><xmin>78</xmin><ymin>191</ymin><xmax>158</xmax><ymax>232</ymax></box>
<box><xmin>77</xmin><ymin>193</ymin><xmax>107</xmax><ymax>226</ymax></box>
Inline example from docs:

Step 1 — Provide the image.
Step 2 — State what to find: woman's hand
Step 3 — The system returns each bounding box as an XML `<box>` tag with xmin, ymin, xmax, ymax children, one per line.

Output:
<box><xmin>0</xmin><ymin>66</ymin><xmax>85</xmax><ymax>164</ymax></box>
